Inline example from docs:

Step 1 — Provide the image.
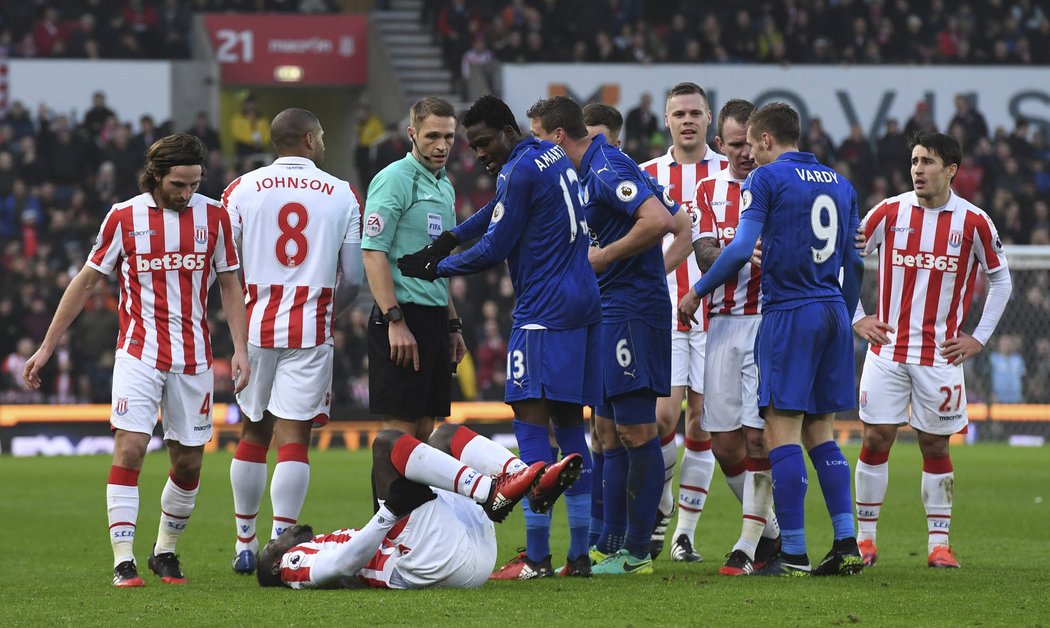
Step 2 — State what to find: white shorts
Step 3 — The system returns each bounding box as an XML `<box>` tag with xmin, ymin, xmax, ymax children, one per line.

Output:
<box><xmin>671</xmin><ymin>327</ymin><xmax>706</xmax><ymax>394</ymax></box>
<box><xmin>858</xmin><ymin>351</ymin><xmax>968</xmax><ymax>436</ymax></box>
<box><xmin>237</xmin><ymin>344</ymin><xmax>333</xmax><ymax>426</ymax></box>
<box><xmin>110</xmin><ymin>356</ymin><xmax>214</xmax><ymax>446</ymax></box>
<box><xmin>387</xmin><ymin>490</ymin><xmax>497</xmax><ymax>589</ymax></box>
<box><xmin>702</xmin><ymin>315</ymin><xmax>764</xmax><ymax>432</ymax></box>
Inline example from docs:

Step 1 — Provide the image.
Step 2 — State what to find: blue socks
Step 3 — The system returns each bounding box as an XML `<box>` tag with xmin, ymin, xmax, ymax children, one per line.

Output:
<box><xmin>808</xmin><ymin>440</ymin><xmax>856</xmax><ymax>541</ymax></box>
<box><xmin>624</xmin><ymin>436</ymin><xmax>664</xmax><ymax>559</ymax></box>
<box><xmin>513</xmin><ymin>420</ymin><xmax>554</xmax><ymax>561</ymax></box>
<box><xmin>770</xmin><ymin>443</ymin><xmax>809</xmax><ymax>556</ymax></box>
<box><xmin>589</xmin><ymin>450</ymin><xmax>604</xmax><ymax>547</ymax></box>
<box><xmin>597</xmin><ymin>446</ymin><xmax>628</xmax><ymax>555</ymax></box>
<box><xmin>553</xmin><ymin>424</ymin><xmax>592</xmax><ymax>561</ymax></box>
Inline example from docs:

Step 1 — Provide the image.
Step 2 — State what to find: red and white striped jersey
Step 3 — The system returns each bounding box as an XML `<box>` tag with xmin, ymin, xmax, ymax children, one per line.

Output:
<box><xmin>223</xmin><ymin>157</ymin><xmax>361</xmax><ymax>349</ymax></box>
<box><xmin>862</xmin><ymin>191</ymin><xmax>1008</xmax><ymax>366</ymax></box>
<box><xmin>87</xmin><ymin>192</ymin><xmax>239</xmax><ymax>374</ymax></box>
<box><xmin>641</xmin><ymin>145</ymin><xmax>728</xmax><ymax>331</ymax></box>
<box><xmin>279</xmin><ymin>526</ymin><xmax>409</xmax><ymax>590</ymax></box>
<box><xmin>695</xmin><ymin>168</ymin><xmax>762</xmax><ymax>316</ymax></box>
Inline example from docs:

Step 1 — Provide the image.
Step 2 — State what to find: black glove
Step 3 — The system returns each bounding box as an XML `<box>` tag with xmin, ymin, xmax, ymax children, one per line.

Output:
<box><xmin>430</xmin><ymin>230</ymin><xmax>459</xmax><ymax>258</ymax></box>
<box><xmin>384</xmin><ymin>476</ymin><xmax>437</xmax><ymax>517</ymax></box>
<box><xmin>397</xmin><ymin>247</ymin><xmax>442</xmax><ymax>281</ymax></box>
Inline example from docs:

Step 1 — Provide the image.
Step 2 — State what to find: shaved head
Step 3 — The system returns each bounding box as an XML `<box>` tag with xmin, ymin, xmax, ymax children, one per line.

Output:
<box><xmin>270</xmin><ymin>108</ymin><xmax>325</xmax><ymax>163</ymax></box>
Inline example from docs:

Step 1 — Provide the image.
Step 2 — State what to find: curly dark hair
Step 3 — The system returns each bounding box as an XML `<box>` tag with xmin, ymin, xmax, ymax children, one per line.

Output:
<box><xmin>461</xmin><ymin>95</ymin><xmax>520</xmax><ymax>135</ymax></box>
<box><xmin>257</xmin><ymin>524</ymin><xmax>315</xmax><ymax>588</ymax></box>
<box><xmin>138</xmin><ymin>133</ymin><xmax>207</xmax><ymax>193</ymax></box>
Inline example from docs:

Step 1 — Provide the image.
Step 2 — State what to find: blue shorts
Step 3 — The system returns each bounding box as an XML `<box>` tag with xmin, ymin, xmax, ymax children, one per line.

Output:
<box><xmin>504</xmin><ymin>324</ymin><xmax>602</xmax><ymax>406</ymax></box>
<box><xmin>600</xmin><ymin>319</ymin><xmax>671</xmax><ymax>402</ymax></box>
<box><xmin>756</xmin><ymin>300</ymin><xmax>856</xmax><ymax>414</ymax></box>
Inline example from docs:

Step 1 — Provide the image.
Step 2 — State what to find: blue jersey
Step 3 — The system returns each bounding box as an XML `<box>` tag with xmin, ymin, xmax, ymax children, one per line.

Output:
<box><xmin>441</xmin><ymin>138</ymin><xmax>600</xmax><ymax>330</ymax></box>
<box><xmin>740</xmin><ymin>151</ymin><xmax>860</xmax><ymax>311</ymax></box>
<box><xmin>580</xmin><ymin>135</ymin><xmax>679</xmax><ymax>322</ymax></box>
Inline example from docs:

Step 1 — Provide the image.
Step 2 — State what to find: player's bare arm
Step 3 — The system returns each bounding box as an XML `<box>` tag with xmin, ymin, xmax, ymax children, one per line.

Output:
<box><xmin>853</xmin><ymin>315</ymin><xmax>895</xmax><ymax>346</ymax></box>
<box><xmin>589</xmin><ymin>196</ymin><xmax>674</xmax><ymax>274</ymax></box>
<box><xmin>23</xmin><ymin>264</ymin><xmax>104</xmax><ymax>389</ymax></box>
<box><xmin>693</xmin><ymin>236</ymin><xmax>721</xmax><ymax>272</ymax></box>
<box><xmin>662</xmin><ymin>207</ymin><xmax>693</xmax><ymax>274</ymax></box>
<box><xmin>217</xmin><ymin>269</ymin><xmax>251</xmax><ymax>393</ymax></box>
<box><xmin>363</xmin><ymin>249</ymin><xmax>419</xmax><ymax>371</ymax></box>
<box><xmin>447</xmin><ymin>300</ymin><xmax>466</xmax><ymax>365</ymax></box>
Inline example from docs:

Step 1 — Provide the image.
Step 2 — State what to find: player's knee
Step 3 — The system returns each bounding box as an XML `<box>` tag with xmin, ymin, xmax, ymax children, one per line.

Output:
<box><xmin>861</xmin><ymin>425</ymin><xmax>896</xmax><ymax>452</ymax></box>
<box><xmin>372</xmin><ymin>429</ymin><xmax>402</xmax><ymax>463</ymax></box>
<box><xmin>427</xmin><ymin>423</ymin><xmax>458</xmax><ymax>454</ymax></box>
<box><xmin>743</xmin><ymin>428</ymin><xmax>768</xmax><ymax>458</ymax></box>
<box><xmin>711</xmin><ymin>434</ymin><xmax>744</xmax><ymax>466</ymax></box>
<box><xmin>917</xmin><ymin>431</ymin><xmax>950</xmax><ymax>458</ymax></box>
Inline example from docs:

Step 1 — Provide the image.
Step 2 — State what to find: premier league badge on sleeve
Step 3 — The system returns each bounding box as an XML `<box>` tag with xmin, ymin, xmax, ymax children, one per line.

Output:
<box><xmin>616</xmin><ymin>181</ymin><xmax>638</xmax><ymax>202</ymax></box>
<box><xmin>741</xmin><ymin>189</ymin><xmax>752</xmax><ymax>211</ymax></box>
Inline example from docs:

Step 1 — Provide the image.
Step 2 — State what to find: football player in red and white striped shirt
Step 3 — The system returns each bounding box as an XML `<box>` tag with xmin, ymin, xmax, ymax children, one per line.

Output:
<box><xmin>691</xmin><ymin>100</ymin><xmax>781</xmax><ymax>575</ymax></box>
<box><xmin>640</xmin><ymin>82</ymin><xmax>727</xmax><ymax>562</ymax></box>
<box><xmin>852</xmin><ymin>132</ymin><xmax>1011</xmax><ymax>569</ymax></box>
<box><xmin>23</xmin><ymin>134</ymin><xmax>250</xmax><ymax>587</ymax></box>
<box><xmin>256</xmin><ymin>425</ymin><xmax>557</xmax><ymax>590</ymax></box>
<box><xmin>222</xmin><ymin>109</ymin><xmax>362</xmax><ymax>575</ymax></box>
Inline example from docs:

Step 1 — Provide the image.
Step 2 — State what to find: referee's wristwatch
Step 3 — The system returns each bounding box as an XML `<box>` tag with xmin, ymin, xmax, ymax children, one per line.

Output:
<box><xmin>382</xmin><ymin>305</ymin><xmax>404</xmax><ymax>323</ymax></box>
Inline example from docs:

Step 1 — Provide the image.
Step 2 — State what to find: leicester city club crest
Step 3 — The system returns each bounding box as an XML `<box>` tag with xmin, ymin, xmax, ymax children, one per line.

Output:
<box><xmin>194</xmin><ymin>225</ymin><xmax>208</xmax><ymax>245</ymax></box>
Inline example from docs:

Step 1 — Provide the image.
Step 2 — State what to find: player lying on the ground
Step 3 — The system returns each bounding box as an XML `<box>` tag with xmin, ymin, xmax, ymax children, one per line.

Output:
<box><xmin>256</xmin><ymin>424</ymin><xmax>581</xmax><ymax>589</ymax></box>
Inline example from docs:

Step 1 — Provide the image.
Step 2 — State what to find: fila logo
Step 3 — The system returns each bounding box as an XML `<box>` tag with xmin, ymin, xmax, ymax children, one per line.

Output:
<box><xmin>135</xmin><ymin>252</ymin><xmax>208</xmax><ymax>272</ymax></box>
<box><xmin>891</xmin><ymin>249</ymin><xmax>959</xmax><ymax>272</ymax></box>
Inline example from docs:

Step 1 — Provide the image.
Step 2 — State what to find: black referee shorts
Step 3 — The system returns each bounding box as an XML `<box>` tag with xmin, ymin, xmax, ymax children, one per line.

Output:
<box><xmin>368</xmin><ymin>302</ymin><xmax>452</xmax><ymax>419</ymax></box>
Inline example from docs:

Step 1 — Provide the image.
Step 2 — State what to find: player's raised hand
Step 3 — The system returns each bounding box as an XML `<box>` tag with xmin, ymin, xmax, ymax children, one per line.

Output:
<box><xmin>389</xmin><ymin>322</ymin><xmax>420</xmax><ymax>371</ymax></box>
<box><xmin>22</xmin><ymin>346</ymin><xmax>53</xmax><ymax>390</ymax></box>
<box><xmin>230</xmin><ymin>349</ymin><xmax>251</xmax><ymax>394</ymax></box>
<box><xmin>940</xmin><ymin>332</ymin><xmax>983</xmax><ymax>365</ymax></box>
<box><xmin>588</xmin><ymin>246</ymin><xmax>610</xmax><ymax>274</ymax></box>
<box><xmin>855</xmin><ymin>226</ymin><xmax>868</xmax><ymax>256</ymax></box>
<box><xmin>677</xmin><ymin>290</ymin><xmax>702</xmax><ymax>328</ymax></box>
<box><xmin>750</xmin><ymin>237</ymin><xmax>762</xmax><ymax>267</ymax></box>
<box><xmin>853</xmin><ymin>316</ymin><xmax>894</xmax><ymax>345</ymax></box>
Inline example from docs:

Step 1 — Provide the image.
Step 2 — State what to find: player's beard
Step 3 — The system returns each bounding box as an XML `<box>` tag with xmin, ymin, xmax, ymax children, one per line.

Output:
<box><xmin>157</xmin><ymin>187</ymin><xmax>191</xmax><ymax>212</ymax></box>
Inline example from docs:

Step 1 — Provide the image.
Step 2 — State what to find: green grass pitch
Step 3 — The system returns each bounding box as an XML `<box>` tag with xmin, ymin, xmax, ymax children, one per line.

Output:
<box><xmin>1</xmin><ymin>443</ymin><xmax>1047</xmax><ymax>626</ymax></box>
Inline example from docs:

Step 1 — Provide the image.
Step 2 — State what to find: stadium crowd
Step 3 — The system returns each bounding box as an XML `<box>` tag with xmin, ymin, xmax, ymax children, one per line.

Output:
<box><xmin>2</xmin><ymin>1</ymin><xmax>1049</xmax><ymax>409</ymax></box>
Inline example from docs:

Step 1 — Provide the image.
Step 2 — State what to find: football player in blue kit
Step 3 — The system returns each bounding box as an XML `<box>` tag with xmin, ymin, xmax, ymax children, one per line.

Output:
<box><xmin>528</xmin><ymin>96</ymin><xmax>692</xmax><ymax>575</ymax></box>
<box><xmin>398</xmin><ymin>95</ymin><xmax>600</xmax><ymax>579</ymax></box>
<box><xmin>678</xmin><ymin>102</ymin><xmax>866</xmax><ymax>576</ymax></box>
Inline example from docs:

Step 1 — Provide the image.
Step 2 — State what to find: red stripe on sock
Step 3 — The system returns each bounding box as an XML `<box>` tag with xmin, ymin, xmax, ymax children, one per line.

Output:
<box><xmin>108</xmin><ymin>465</ymin><xmax>140</xmax><ymax>486</ymax></box>
<box><xmin>273</xmin><ymin>516</ymin><xmax>297</xmax><ymax>524</ymax></box>
<box><xmin>469</xmin><ymin>475</ymin><xmax>483</xmax><ymax>498</ymax></box>
<box><xmin>679</xmin><ymin>504</ymin><xmax>703</xmax><ymax>513</ymax></box>
<box><xmin>450</xmin><ymin>426</ymin><xmax>479</xmax><ymax>459</ymax></box>
<box><xmin>859</xmin><ymin>446</ymin><xmax>890</xmax><ymax>466</ymax></box>
<box><xmin>502</xmin><ymin>458</ymin><xmax>515</xmax><ymax>474</ymax></box>
<box><xmin>928</xmin><ymin>531</ymin><xmax>949</xmax><ymax>536</ymax></box>
<box><xmin>237</xmin><ymin>534</ymin><xmax>256</xmax><ymax>543</ymax></box>
<box><xmin>855</xmin><ymin>501</ymin><xmax>882</xmax><ymax>506</ymax></box>
<box><xmin>234</xmin><ymin>440</ymin><xmax>269</xmax><ymax>463</ymax></box>
<box><xmin>390</xmin><ymin>434</ymin><xmax>422</xmax><ymax>475</ymax></box>
<box><xmin>161</xmin><ymin>509</ymin><xmax>190</xmax><ymax>520</ymax></box>
<box><xmin>660</xmin><ymin>432</ymin><xmax>676</xmax><ymax>446</ymax></box>
<box><xmin>453</xmin><ymin>465</ymin><xmax>467</xmax><ymax>491</ymax></box>
<box><xmin>742</xmin><ymin>514</ymin><xmax>767</xmax><ymax>524</ymax></box>
<box><xmin>386</xmin><ymin>515</ymin><xmax>409</xmax><ymax>540</ymax></box>
<box><xmin>168</xmin><ymin>471</ymin><xmax>199</xmax><ymax>491</ymax></box>
<box><xmin>679</xmin><ymin>484</ymin><xmax>709</xmax><ymax>494</ymax></box>
<box><xmin>685</xmin><ymin>438</ymin><xmax>712</xmax><ymax>452</ymax></box>
<box><xmin>926</xmin><ymin>514</ymin><xmax>952</xmax><ymax>519</ymax></box>
<box><xmin>277</xmin><ymin>443</ymin><xmax>309</xmax><ymax>464</ymax></box>
<box><xmin>922</xmin><ymin>454</ymin><xmax>953</xmax><ymax>474</ymax></box>
<box><xmin>721</xmin><ymin>458</ymin><xmax>748</xmax><ymax>477</ymax></box>
<box><xmin>235</xmin><ymin>512</ymin><xmax>258</xmax><ymax>520</ymax></box>
<box><xmin>746</xmin><ymin>457</ymin><xmax>771</xmax><ymax>472</ymax></box>
<box><xmin>858</xmin><ymin>517</ymin><xmax>879</xmax><ymax>522</ymax></box>
<box><xmin>109</xmin><ymin>521</ymin><xmax>136</xmax><ymax>529</ymax></box>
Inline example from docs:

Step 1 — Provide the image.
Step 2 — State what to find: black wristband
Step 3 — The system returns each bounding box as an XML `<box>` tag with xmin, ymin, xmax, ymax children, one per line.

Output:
<box><xmin>449</xmin><ymin>317</ymin><xmax>463</xmax><ymax>334</ymax></box>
